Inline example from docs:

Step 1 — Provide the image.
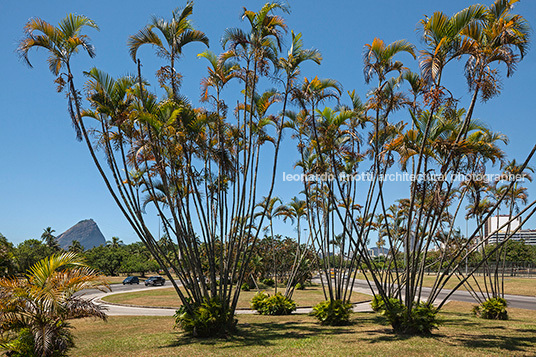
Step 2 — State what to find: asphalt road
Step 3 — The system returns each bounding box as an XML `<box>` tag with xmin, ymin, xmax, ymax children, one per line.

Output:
<box><xmin>345</xmin><ymin>278</ymin><xmax>536</xmax><ymax>310</ymax></box>
<box><xmin>80</xmin><ymin>278</ymin><xmax>535</xmax><ymax>316</ymax></box>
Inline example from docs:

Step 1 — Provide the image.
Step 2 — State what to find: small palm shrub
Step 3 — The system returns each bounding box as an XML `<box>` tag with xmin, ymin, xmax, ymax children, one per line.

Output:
<box><xmin>373</xmin><ymin>296</ymin><xmax>439</xmax><ymax>335</ymax></box>
<box><xmin>311</xmin><ymin>300</ymin><xmax>353</xmax><ymax>326</ymax></box>
<box><xmin>241</xmin><ymin>282</ymin><xmax>250</xmax><ymax>291</ymax></box>
<box><xmin>0</xmin><ymin>252</ymin><xmax>108</xmax><ymax>357</ymax></box>
<box><xmin>295</xmin><ymin>282</ymin><xmax>304</xmax><ymax>290</ymax></box>
<box><xmin>250</xmin><ymin>292</ymin><xmax>296</xmax><ymax>315</ymax></box>
<box><xmin>174</xmin><ymin>297</ymin><xmax>237</xmax><ymax>337</ymax></box>
<box><xmin>473</xmin><ymin>297</ymin><xmax>508</xmax><ymax>320</ymax></box>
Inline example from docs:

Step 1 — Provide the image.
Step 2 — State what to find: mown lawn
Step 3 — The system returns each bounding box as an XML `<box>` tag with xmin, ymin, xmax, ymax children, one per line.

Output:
<box><xmin>355</xmin><ymin>273</ymin><xmax>536</xmax><ymax>296</ymax></box>
<box><xmin>70</xmin><ymin>301</ymin><xmax>536</xmax><ymax>356</ymax></box>
<box><xmin>100</xmin><ymin>284</ymin><xmax>370</xmax><ymax>309</ymax></box>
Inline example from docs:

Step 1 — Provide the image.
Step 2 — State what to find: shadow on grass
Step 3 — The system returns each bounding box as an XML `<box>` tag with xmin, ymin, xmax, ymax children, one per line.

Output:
<box><xmin>360</xmin><ymin>315</ymin><xmax>448</xmax><ymax>343</ymax></box>
<box><xmin>162</xmin><ymin>312</ymin><xmax>536</xmax><ymax>354</ymax></box>
<box><xmin>369</xmin><ymin>311</ymin><xmax>536</xmax><ymax>353</ymax></box>
<box><xmin>162</xmin><ymin>318</ymin><xmax>357</xmax><ymax>349</ymax></box>
<box><xmin>453</xmin><ymin>332</ymin><xmax>536</xmax><ymax>352</ymax></box>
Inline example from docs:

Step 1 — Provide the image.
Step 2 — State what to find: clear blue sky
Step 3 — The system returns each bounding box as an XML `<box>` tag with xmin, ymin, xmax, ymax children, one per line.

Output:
<box><xmin>1</xmin><ymin>0</ymin><xmax>535</xmax><ymax>245</ymax></box>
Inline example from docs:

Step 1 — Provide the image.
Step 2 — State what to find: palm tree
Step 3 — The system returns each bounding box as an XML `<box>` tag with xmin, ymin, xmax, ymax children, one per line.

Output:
<box><xmin>68</xmin><ymin>240</ymin><xmax>84</xmax><ymax>254</ymax></box>
<box><xmin>106</xmin><ymin>236</ymin><xmax>123</xmax><ymax>249</ymax></box>
<box><xmin>222</xmin><ymin>1</ymin><xmax>288</xmax><ymax>127</ymax></box>
<box><xmin>362</xmin><ymin>37</ymin><xmax>415</xmax><ymax>154</ymax></box>
<box><xmin>41</xmin><ymin>227</ymin><xmax>60</xmax><ymax>252</ymax></box>
<box><xmin>17</xmin><ymin>14</ymin><xmax>99</xmax><ymax>141</ymax></box>
<box><xmin>497</xmin><ymin>159</ymin><xmax>534</xmax><ymax>229</ymax></box>
<box><xmin>197</xmin><ymin>50</ymin><xmax>239</xmax><ymax>116</ymax></box>
<box><xmin>278</xmin><ymin>197</ymin><xmax>310</xmax><ymax>297</ymax></box>
<box><xmin>363</xmin><ymin>38</ymin><xmax>416</xmax><ymax>85</ymax></box>
<box><xmin>17</xmin><ymin>15</ymin><xmax>135</xmax><ymax>244</ymax></box>
<box><xmin>0</xmin><ymin>252</ymin><xmax>109</xmax><ymax>356</ymax></box>
<box><xmin>418</xmin><ymin>4</ymin><xmax>486</xmax><ymax>86</ymax></box>
<box><xmin>255</xmin><ymin>196</ymin><xmax>286</xmax><ymax>293</ymax></box>
<box><xmin>458</xmin><ymin>0</ymin><xmax>530</xmax><ymax>107</ymax></box>
<box><xmin>128</xmin><ymin>2</ymin><xmax>209</xmax><ymax>97</ymax></box>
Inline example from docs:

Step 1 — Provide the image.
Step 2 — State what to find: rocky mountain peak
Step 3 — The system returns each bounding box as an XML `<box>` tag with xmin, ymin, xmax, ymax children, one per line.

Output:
<box><xmin>56</xmin><ymin>219</ymin><xmax>106</xmax><ymax>250</ymax></box>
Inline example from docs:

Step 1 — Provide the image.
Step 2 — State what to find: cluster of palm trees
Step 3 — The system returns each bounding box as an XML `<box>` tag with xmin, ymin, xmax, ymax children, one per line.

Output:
<box><xmin>16</xmin><ymin>0</ymin><xmax>534</xmax><ymax>337</ymax></box>
<box><xmin>286</xmin><ymin>0</ymin><xmax>534</xmax><ymax>333</ymax></box>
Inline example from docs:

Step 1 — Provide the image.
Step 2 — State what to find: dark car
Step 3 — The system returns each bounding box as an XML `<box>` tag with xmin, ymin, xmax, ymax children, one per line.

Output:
<box><xmin>145</xmin><ymin>276</ymin><xmax>165</xmax><ymax>286</ymax></box>
<box><xmin>122</xmin><ymin>276</ymin><xmax>139</xmax><ymax>285</ymax></box>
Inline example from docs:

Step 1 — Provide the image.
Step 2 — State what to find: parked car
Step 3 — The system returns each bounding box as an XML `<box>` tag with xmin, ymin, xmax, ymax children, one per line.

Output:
<box><xmin>144</xmin><ymin>276</ymin><xmax>165</xmax><ymax>286</ymax></box>
<box><xmin>122</xmin><ymin>276</ymin><xmax>139</xmax><ymax>285</ymax></box>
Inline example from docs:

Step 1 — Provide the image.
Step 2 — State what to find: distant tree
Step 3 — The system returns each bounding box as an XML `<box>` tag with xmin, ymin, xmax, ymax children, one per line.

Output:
<box><xmin>41</xmin><ymin>227</ymin><xmax>60</xmax><ymax>252</ymax></box>
<box><xmin>0</xmin><ymin>234</ymin><xmax>15</xmax><ymax>277</ymax></box>
<box><xmin>68</xmin><ymin>240</ymin><xmax>84</xmax><ymax>254</ymax></box>
<box><xmin>85</xmin><ymin>245</ymin><xmax>123</xmax><ymax>276</ymax></box>
<box><xmin>14</xmin><ymin>239</ymin><xmax>50</xmax><ymax>273</ymax></box>
<box><xmin>106</xmin><ymin>236</ymin><xmax>123</xmax><ymax>249</ymax></box>
<box><xmin>485</xmin><ymin>240</ymin><xmax>536</xmax><ymax>264</ymax></box>
<box><xmin>120</xmin><ymin>242</ymin><xmax>159</xmax><ymax>277</ymax></box>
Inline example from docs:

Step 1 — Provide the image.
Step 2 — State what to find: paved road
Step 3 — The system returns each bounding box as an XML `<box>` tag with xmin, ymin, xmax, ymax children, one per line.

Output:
<box><xmin>332</xmin><ymin>278</ymin><xmax>536</xmax><ymax>310</ymax></box>
<box><xmin>81</xmin><ymin>278</ymin><xmax>535</xmax><ymax>316</ymax></box>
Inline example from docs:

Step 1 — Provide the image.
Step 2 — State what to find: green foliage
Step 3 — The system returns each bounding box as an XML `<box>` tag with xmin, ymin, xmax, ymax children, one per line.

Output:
<box><xmin>373</xmin><ymin>296</ymin><xmax>439</xmax><ymax>335</ymax></box>
<box><xmin>250</xmin><ymin>292</ymin><xmax>296</xmax><ymax>315</ymax></box>
<box><xmin>262</xmin><ymin>278</ymin><xmax>275</xmax><ymax>286</ymax></box>
<box><xmin>0</xmin><ymin>328</ymin><xmax>36</xmax><ymax>357</ymax></box>
<box><xmin>14</xmin><ymin>239</ymin><xmax>51</xmax><ymax>273</ymax></box>
<box><xmin>174</xmin><ymin>297</ymin><xmax>236</xmax><ymax>337</ymax></box>
<box><xmin>85</xmin><ymin>245</ymin><xmax>123</xmax><ymax>276</ymax></box>
<box><xmin>485</xmin><ymin>240</ymin><xmax>536</xmax><ymax>264</ymax></box>
<box><xmin>0</xmin><ymin>252</ymin><xmax>108</xmax><ymax>356</ymax></box>
<box><xmin>370</xmin><ymin>294</ymin><xmax>385</xmax><ymax>312</ymax></box>
<box><xmin>241</xmin><ymin>282</ymin><xmax>250</xmax><ymax>291</ymax></box>
<box><xmin>250</xmin><ymin>291</ymin><xmax>269</xmax><ymax>311</ymax></box>
<box><xmin>311</xmin><ymin>300</ymin><xmax>353</xmax><ymax>326</ymax></box>
<box><xmin>0</xmin><ymin>233</ymin><xmax>15</xmax><ymax>277</ymax></box>
<box><xmin>295</xmin><ymin>282</ymin><xmax>304</xmax><ymax>290</ymax></box>
<box><xmin>473</xmin><ymin>297</ymin><xmax>508</xmax><ymax>320</ymax></box>
<box><xmin>249</xmin><ymin>236</ymin><xmax>317</xmax><ymax>285</ymax></box>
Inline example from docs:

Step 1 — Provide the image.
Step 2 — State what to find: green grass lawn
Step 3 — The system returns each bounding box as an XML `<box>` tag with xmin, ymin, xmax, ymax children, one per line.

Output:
<box><xmin>70</xmin><ymin>301</ymin><xmax>536</xmax><ymax>356</ymax></box>
<box><xmin>101</xmin><ymin>284</ymin><xmax>370</xmax><ymax>309</ymax></box>
<box><xmin>355</xmin><ymin>272</ymin><xmax>536</xmax><ymax>296</ymax></box>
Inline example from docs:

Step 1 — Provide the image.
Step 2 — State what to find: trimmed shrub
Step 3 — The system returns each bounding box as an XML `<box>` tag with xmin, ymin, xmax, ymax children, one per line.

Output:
<box><xmin>373</xmin><ymin>296</ymin><xmax>439</xmax><ymax>335</ymax></box>
<box><xmin>250</xmin><ymin>291</ymin><xmax>269</xmax><ymax>311</ymax></box>
<box><xmin>473</xmin><ymin>297</ymin><xmax>508</xmax><ymax>320</ymax></box>
<box><xmin>174</xmin><ymin>297</ymin><xmax>237</xmax><ymax>337</ymax></box>
<box><xmin>250</xmin><ymin>292</ymin><xmax>296</xmax><ymax>315</ymax></box>
<box><xmin>311</xmin><ymin>300</ymin><xmax>353</xmax><ymax>326</ymax></box>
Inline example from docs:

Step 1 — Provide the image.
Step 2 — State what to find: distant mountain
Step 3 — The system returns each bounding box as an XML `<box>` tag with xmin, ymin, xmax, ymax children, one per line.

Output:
<box><xmin>56</xmin><ymin>219</ymin><xmax>106</xmax><ymax>250</ymax></box>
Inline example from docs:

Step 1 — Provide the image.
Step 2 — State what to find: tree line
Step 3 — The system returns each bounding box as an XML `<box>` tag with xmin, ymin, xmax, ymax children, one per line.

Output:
<box><xmin>0</xmin><ymin>230</ymin><xmax>319</xmax><ymax>282</ymax></box>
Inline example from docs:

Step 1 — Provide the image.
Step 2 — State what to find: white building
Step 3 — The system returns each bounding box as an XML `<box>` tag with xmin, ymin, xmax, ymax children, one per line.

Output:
<box><xmin>484</xmin><ymin>215</ymin><xmax>536</xmax><ymax>245</ymax></box>
<box><xmin>484</xmin><ymin>215</ymin><xmax>521</xmax><ymax>236</ymax></box>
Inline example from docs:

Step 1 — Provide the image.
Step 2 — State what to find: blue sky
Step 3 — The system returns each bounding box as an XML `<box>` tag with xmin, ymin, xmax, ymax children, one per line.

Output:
<box><xmin>1</xmin><ymin>0</ymin><xmax>535</xmax><ymax>245</ymax></box>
